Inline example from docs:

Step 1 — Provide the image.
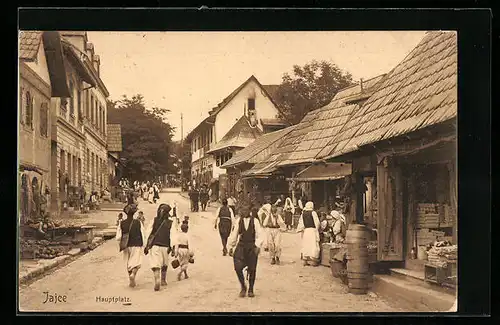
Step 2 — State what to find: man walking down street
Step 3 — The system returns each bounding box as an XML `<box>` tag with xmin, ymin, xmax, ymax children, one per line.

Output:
<box><xmin>193</xmin><ymin>187</ymin><xmax>200</xmax><ymax>212</ymax></box>
<box><xmin>214</xmin><ymin>199</ymin><xmax>236</xmax><ymax>256</ymax></box>
<box><xmin>144</xmin><ymin>204</ymin><xmax>174</xmax><ymax>291</ymax></box>
<box><xmin>200</xmin><ymin>184</ymin><xmax>209</xmax><ymax>212</ymax></box>
<box><xmin>228</xmin><ymin>205</ymin><xmax>264</xmax><ymax>298</ymax></box>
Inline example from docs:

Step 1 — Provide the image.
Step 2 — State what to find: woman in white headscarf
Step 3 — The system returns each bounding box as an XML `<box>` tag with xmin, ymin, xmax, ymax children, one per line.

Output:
<box><xmin>283</xmin><ymin>197</ymin><xmax>295</xmax><ymax>231</ymax></box>
<box><xmin>296</xmin><ymin>201</ymin><xmax>320</xmax><ymax>266</ymax></box>
<box><xmin>330</xmin><ymin>210</ymin><xmax>347</xmax><ymax>243</ymax></box>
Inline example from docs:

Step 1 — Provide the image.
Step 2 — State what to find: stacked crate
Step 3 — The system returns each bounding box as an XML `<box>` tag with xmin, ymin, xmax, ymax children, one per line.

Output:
<box><xmin>441</xmin><ymin>204</ymin><xmax>455</xmax><ymax>228</ymax></box>
<box><xmin>416</xmin><ymin>229</ymin><xmax>436</xmax><ymax>246</ymax></box>
<box><xmin>416</xmin><ymin>203</ymin><xmax>440</xmax><ymax>228</ymax></box>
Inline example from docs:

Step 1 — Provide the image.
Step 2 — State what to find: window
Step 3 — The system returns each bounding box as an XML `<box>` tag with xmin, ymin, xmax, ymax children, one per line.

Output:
<box><xmin>60</xmin><ymin>149</ymin><xmax>66</xmax><ymax>173</ymax></box>
<box><xmin>90</xmin><ymin>95</ymin><xmax>94</xmax><ymax>124</ymax></box>
<box><xmin>216</xmin><ymin>154</ymin><xmax>221</xmax><ymax>167</ymax></box>
<box><xmin>19</xmin><ymin>87</ymin><xmax>24</xmax><ymax>124</ymax></box>
<box><xmin>94</xmin><ymin>100</ymin><xmax>98</xmax><ymax>126</ymax></box>
<box><xmin>85</xmin><ymin>91</ymin><xmax>90</xmax><ymax>119</ymax></box>
<box><xmin>77</xmin><ymin>90</ymin><xmax>83</xmax><ymax>121</ymax></box>
<box><xmin>87</xmin><ymin>149</ymin><xmax>90</xmax><ymax>180</ymax></box>
<box><xmin>248</xmin><ymin>98</ymin><xmax>255</xmax><ymax>111</ymax></box>
<box><xmin>69</xmin><ymin>81</ymin><xmax>74</xmax><ymax>116</ymax></box>
<box><xmin>98</xmin><ymin>105</ymin><xmax>102</xmax><ymax>130</ymax></box>
<box><xmin>40</xmin><ymin>102</ymin><xmax>49</xmax><ymax>137</ymax></box>
<box><xmin>25</xmin><ymin>91</ymin><xmax>33</xmax><ymax>128</ymax></box>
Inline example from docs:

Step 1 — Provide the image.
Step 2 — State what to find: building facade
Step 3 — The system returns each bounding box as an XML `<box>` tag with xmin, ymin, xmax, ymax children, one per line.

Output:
<box><xmin>185</xmin><ymin>75</ymin><xmax>286</xmax><ymax>198</ymax></box>
<box><xmin>19</xmin><ymin>31</ymin><xmax>69</xmax><ymax>222</ymax></box>
<box><xmin>48</xmin><ymin>32</ymin><xmax>109</xmax><ymax>214</ymax></box>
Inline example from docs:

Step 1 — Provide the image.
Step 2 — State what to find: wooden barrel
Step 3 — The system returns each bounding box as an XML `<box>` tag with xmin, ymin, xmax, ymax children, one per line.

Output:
<box><xmin>345</xmin><ymin>224</ymin><xmax>369</xmax><ymax>294</ymax></box>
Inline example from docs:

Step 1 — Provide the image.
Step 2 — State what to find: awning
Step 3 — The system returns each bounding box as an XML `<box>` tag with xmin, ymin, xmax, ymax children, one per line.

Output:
<box><xmin>287</xmin><ymin>162</ymin><xmax>352</xmax><ymax>182</ymax></box>
<box><xmin>241</xmin><ymin>160</ymin><xmax>281</xmax><ymax>179</ymax></box>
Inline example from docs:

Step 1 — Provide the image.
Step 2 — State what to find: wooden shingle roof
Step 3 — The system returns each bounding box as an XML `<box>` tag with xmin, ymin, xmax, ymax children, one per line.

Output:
<box><xmin>207</xmin><ymin>115</ymin><xmax>263</xmax><ymax>154</ymax></box>
<box><xmin>254</xmin><ymin>74</ymin><xmax>386</xmax><ymax>168</ymax></box>
<box><xmin>19</xmin><ymin>31</ymin><xmax>43</xmax><ymax>61</ymax></box>
<box><xmin>318</xmin><ymin>31</ymin><xmax>457</xmax><ymax>160</ymax></box>
<box><xmin>107</xmin><ymin>124</ymin><xmax>123</xmax><ymax>152</ymax></box>
<box><xmin>221</xmin><ymin>126</ymin><xmax>296</xmax><ymax>168</ymax></box>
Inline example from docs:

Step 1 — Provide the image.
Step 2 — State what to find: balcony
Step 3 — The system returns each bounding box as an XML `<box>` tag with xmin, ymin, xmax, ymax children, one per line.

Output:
<box><xmin>191</xmin><ymin>144</ymin><xmax>213</xmax><ymax>162</ymax></box>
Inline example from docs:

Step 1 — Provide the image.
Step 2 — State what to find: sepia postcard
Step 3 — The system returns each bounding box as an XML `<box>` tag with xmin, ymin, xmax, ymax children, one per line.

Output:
<box><xmin>18</xmin><ymin>23</ymin><xmax>461</xmax><ymax>313</ymax></box>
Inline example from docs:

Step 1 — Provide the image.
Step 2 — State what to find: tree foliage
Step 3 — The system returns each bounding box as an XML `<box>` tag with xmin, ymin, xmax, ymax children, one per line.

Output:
<box><xmin>107</xmin><ymin>94</ymin><xmax>176</xmax><ymax>181</ymax></box>
<box><xmin>274</xmin><ymin>60</ymin><xmax>355</xmax><ymax>125</ymax></box>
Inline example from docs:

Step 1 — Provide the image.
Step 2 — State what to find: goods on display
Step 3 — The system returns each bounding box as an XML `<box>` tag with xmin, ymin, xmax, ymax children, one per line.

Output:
<box><xmin>426</xmin><ymin>241</ymin><xmax>457</xmax><ymax>268</ymax></box>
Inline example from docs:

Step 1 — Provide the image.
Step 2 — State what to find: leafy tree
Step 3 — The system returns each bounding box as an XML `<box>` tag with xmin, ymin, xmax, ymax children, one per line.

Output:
<box><xmin>107</xmin><ymin>95</ymin><xmax>176</xmax><ymax>181</ymax></box>
<box><xmin>274</xmin><ymin>60</ymin><xmax>355</xmax><ymax>124</ymax></box>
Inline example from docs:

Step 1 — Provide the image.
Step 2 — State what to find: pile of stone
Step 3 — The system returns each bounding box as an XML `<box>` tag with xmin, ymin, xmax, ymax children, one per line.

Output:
<box><xmin>20</xmin><ymin>239</ymin><xmax>70</xmax><ymax>260</ymax></box>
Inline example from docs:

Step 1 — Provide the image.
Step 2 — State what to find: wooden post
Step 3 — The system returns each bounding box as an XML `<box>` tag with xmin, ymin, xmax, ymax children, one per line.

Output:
<box><xmin>355</xmin><ymin>173</ymin><xmax>364</xmax><ymax>224</ymax></box>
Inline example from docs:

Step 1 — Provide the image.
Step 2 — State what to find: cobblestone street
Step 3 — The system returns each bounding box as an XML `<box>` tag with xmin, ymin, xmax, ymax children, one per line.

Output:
<box><xmin>18</xmin><ymin>190</ymin><xmax>406</xmax><ymax>312</ymax></box>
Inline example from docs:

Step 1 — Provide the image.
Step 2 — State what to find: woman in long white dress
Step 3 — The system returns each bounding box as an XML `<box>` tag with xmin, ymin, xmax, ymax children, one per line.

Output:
<box><xmin>296</xmin><ymin>201</ymin><xmax>320</xmax><ymax>266</ymax></box>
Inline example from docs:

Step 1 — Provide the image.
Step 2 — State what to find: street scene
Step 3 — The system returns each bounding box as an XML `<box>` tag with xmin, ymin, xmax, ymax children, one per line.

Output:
<box><xmin>18</xmin><ymin>30</ymin><xmax>457</xmax><ymax>313</ymax></box>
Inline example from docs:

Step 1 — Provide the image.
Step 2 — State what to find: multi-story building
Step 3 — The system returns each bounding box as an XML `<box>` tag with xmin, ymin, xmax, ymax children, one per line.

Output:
<box><xmin>18</xmin><ymin>31</ymin><xmax>69</xmax><ymax>222</ymax></box>
<box><xmin>49</xmin><ymin>31</ymin><xmax>109</xmax><ymax>213</ymax></box>
<box><xmin>185</xmin><ymin>75</ymin><xmax>287</xmax><ymax>199</ymax></box>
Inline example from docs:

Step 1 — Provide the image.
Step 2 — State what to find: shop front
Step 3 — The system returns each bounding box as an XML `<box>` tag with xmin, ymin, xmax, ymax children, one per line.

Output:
<box><xmin>286</xmin><ymin>162</ymin><xmax>352</xmax><ymax>217</ymax></box>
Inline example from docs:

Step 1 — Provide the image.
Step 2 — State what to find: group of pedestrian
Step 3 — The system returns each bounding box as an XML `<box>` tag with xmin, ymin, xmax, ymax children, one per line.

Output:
<box><xmin>116</xmin><ymin>199</ymin><xmax>194</xmax><ymax>291</ymax></box>
<box><xmin>135</xmin><ymin>181</ymin><xmax>160</xmax><ymax>204</ymax></box>
<box><xmin>211</xmin><ymin>193</ymin><xmax>347</xmax><ymax>298</ymax></box>
<box><xmin>188</xmin><ymin>184</ymin><xmax>211</xmax><ymax>212</ymax></box>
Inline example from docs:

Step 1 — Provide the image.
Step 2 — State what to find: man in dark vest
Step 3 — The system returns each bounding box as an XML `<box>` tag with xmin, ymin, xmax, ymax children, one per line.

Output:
<box><xmin>193</xmin><ymin>187</ymin><xmax>200</xmax><ymax>212</ymax></box>
<box><xmin>200</xmin><ymin>184</ymin><xmax>209</xmax><ymax>211</ymax></box>
<box><xmin>214</xmin><ymin>198</ymin><xmax>236</xmax><ymax>256</ymax></box>
<box><xmin>187</xmin><ymin>186</ymin><xmax>193</xmax><ymax>212</ymax></box>
<box><xmin>228</xmin><ymin>205</ymin><xmax>264</xmax><ymax>298</ymax></box>
<box><xmin>144</xmin><ymin>204</ymin><xmax>173</xmax><ymax>291</ymax></box>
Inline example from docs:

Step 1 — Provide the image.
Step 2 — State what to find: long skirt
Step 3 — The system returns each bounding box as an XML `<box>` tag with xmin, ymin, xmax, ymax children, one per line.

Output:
<box><xmin>267</xmin><ymin>228</ymin><xmax>282</xmax><ymax>259</ymax></box>
<box><xmin>301</xmin><ymin>228</ymin><xmax>320</xmax><ymax>262</ymax></box>
<box><xmin>123</xmin><ymin>246</ymin><xmax>143</xmax><ymax>272</ymax></box>
<box><xmin>233</xmin><ymin>243</ymin><xmax>258</xmax><ymax>272</ymax></box>
<box><xmin>149</xmin><ymin>245</ymin><xmax>170</xmax><ymax>269</ymax></box>
<box><xmin>177</xmin><ymin>247</ymin><xmax>193</xmax><ymax>272</ymax></box>
<box><xmin>284</xmin><ymin>211</ymin><xmax>293</xmax><ymax>226</ymax></box>
<box><xmin>153</xmin><ymin>190</ymin><xmax>160</xmax><ymax>200</ymax></box>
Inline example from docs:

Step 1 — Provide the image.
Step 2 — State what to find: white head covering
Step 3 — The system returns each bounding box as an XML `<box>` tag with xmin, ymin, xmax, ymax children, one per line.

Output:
<box><xmin>330</xmin><ymin>210</ymin><xmax>341</xmax><ymax>220</ymax></box>
<box><xmin>304</xmin><ymin>201</ymin><xmax>314</xmax><ymax>211</ymax></box>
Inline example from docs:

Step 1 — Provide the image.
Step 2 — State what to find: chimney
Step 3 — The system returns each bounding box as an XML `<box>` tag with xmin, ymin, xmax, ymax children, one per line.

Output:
<box><xmin>93</xmin><ymin>55</ymin><xmax>100</xmax><ymax>77</ymax></box>
<box><xmin>360</xmin><ymin>78</ymin><xmax>364</xmax><ymax>92</ymax></box>
<box><xmin>86</xmin><ymin>42</ymin><xmax>94</xmax><ymax>63</ymax></box>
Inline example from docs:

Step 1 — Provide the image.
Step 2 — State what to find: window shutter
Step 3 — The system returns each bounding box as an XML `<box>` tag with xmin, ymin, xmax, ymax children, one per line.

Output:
<box><xmin>19</xmin><ymin>87</ymin><xmax>24</xmax><ymax>124</ymax></box>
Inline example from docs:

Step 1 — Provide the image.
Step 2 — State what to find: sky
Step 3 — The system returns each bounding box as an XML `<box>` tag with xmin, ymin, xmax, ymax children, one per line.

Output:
<box><xmin>87</xmin><ymin>31</ymin><xmax>427</xmax><ymax>141</ymax></box>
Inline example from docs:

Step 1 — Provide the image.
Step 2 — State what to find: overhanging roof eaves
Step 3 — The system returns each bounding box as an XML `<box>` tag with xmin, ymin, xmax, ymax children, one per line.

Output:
<box><xmin>62</xmin><ymin>41</ymin><xmax>97</xmax><ymax>87</ymax></box>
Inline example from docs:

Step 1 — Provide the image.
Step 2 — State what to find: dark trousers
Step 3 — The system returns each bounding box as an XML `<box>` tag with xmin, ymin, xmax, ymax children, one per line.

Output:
<box><xmin>233</xmin><ymin>243</ymin><xmax>258</xmax><ymax>292</ymax></box>
<box><xmin>218</xmin><ymin>219</ymin><xmax>232</xmax><ymax>252</ymax></box>
<box><xmin>194</xmin><ymin>200</ymin><xmax>199</xmax><ymax>212</ymax></box>
<box><xmin>201</xmin><ymin>200</ymin><xmax>208</xmax><ymax>211</ymax></box>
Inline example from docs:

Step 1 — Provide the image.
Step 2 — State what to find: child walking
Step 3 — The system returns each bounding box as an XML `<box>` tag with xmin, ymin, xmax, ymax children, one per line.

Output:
<box><xmin>174</xmin><ymin>223</ymin><xmax>194</xmax><ymax>281</ymax></box>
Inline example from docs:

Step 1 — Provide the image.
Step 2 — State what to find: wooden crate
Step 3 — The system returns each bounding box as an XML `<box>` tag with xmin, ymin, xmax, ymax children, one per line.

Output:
<box><xmin>73</xmin><ymin>226</ymin><xmax>95</xmax><ymax>243</ymax></box>
<box><xmin>424</xmin><ymin>263</ymin><xmax>449</xmax><ymax>285</ymax></box>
